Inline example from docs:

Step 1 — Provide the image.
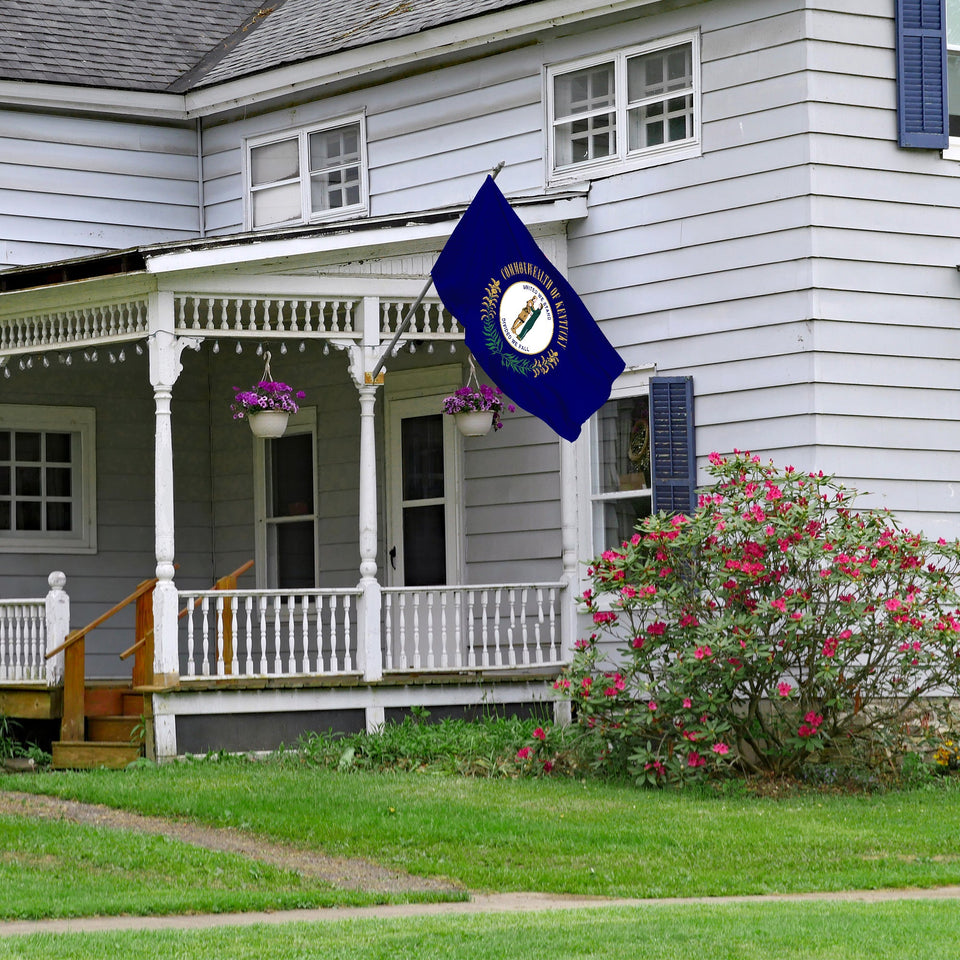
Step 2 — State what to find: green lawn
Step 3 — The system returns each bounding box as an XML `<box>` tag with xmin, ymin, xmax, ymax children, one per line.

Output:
<box><xmin>4</xmin><ymin>901</ymin><xmax>960</xmax><ymax>960</ymax></box>
<box><xmin>5</xmin><ymin>763</ymin><xmax>960</xmax><ymax>898</ymax></box>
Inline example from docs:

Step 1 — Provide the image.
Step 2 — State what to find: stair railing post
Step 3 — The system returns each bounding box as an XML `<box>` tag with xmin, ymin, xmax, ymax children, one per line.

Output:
<box><xmin>44</xmin><ymin>571</ymin><xmax>69</xmax><ymax>687</ymax></box>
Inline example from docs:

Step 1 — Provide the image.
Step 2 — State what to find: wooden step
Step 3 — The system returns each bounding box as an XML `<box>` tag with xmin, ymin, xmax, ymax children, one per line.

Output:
<box><xmin>52</xmin><ymin>741</ymin><xmax>142</xmax><ymax>770</ymax></box>
<box><xmin>122</xmin><ymin>693</ymin><xmax>144</xmax><ymax>716</ymax></box>
<box><xmin>84</xmin><ymin>688</ymin><xmax>125</xmax><ymax>717</ymax></box>
<box><xmin>87</xmin><ymin>716</ymin><xmax>143</xmax><ymax>743</ymax></box>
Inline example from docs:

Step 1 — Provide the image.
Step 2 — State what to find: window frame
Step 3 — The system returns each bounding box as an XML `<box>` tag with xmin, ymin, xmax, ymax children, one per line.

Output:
<box><xmin>578</xmin><ymin>366</ymin><xmax>655</xmax><ymax>564</ymax></box>
<box><xmin>945</xmin><ymin>0</ymin><xmax>960</xmax><ymax>156</ymax></box>
<box><xmin>0</xmin><ymin>404</ymin><xmax>97</xmax><ymax>554</ymax></box>
<box><xmin>545</xmin><ymin>31</ymin><xmax>701</xmax><ymax>184</ymax></box>
<box><xmin>253</xmin><ymin>406</ymin><xmax>319</xmax><ymax>589</ymax></box>
<box><xmin>244</xmin><ymin>114</ymin><xmax>369</xmax><ymax>230</ymax></box>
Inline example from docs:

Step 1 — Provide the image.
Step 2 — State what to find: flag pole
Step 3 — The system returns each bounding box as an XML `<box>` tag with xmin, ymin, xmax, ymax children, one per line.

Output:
<box><xmin>370</xmin><ymin>161</ymin><xmax>504</xmax><ymax>381</ymax></box>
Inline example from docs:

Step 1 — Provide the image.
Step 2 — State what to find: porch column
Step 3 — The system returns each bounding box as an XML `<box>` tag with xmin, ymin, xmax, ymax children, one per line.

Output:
<box><xmin>148</xmin><ymin>292</ymin><xmax>200</xmax><ymax>759</ymax></box>
<box><xmin>555</xmin><ymin>437</ymin><xmax>580</xmax><ymax>725</ymax></box>
<box><xmin>44</xmin><ymin>571</ymin><xmax>69</xmax><ymax>687</ymax></box>
<box><xmin>357</xmin><ymin>381</ymin><xmax>384</xmax><ymax>690</ymax></box>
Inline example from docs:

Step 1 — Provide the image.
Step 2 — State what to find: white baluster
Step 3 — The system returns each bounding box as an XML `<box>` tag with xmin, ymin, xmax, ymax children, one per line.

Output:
<box><xmin>426</xmin><ymin>593</ymin><xmax>436</xmax><ymax>669</ymax></box>
<box><xmin>520</xmin><ymin>587</ymin><xmax>529</xmax><ymax>666</ymax></box>
<box><xmin>453</xmin><ymin>591</ymin><xmax>462</xmax><ymax>669</ymax></box>
<box><xmin>215</xmin><ymin>596</ymin><xmax>226</xmax><ymax>676</ymax></box>
<box><xmin>494</xmin><ymin>589</ymin><xmax>503</xmax><ymax>667</ymax></box>
<box><xmin>244</xmin><ymin>596</ymin><xmax>254</xmax><ymax>675</ymax></box>
<box><xmin>258</xmin><ymin>597</ymin><xmax>268</xmax><ymax>674</ymax></box>
<box><xmin>412</xmin><ymin>594</ymin><xmax>421</xmax><ymax>670</ymax></box>
<box><xmin>398</xmin><ymin>593</ymin><xmax>408</xmax><ymax>671</ymax></box>
<box><xmin>329</xmin><ymin>595</ymin><xmax>340</xmax><ymax>673</ymax></box>
<box><xmin>230</xmin><ymin>595</ymin><xmax>240</xmax><ymax>675</ymax></box>
<box><xmin>272</xmin><ymin>595</ymin><xmax>282</xmax><ymax>674</ymax></box>
<box><xmin>286</xmin><ymin>596</ymin><xmax>296</xmax><ymax>674</ymax></box>
<box><xmin>343</xmin><ymin>595</ymin><xmax>353</xmax><ymax>672</ymax></box>
<box><xmin>300</xmin><ymin>595</ymin><xmax>310</xmax><ymax>672</ymax></box>
<box><xmin>185</xmin><ymin>597</ymin><xmax>196</xmax><ymax>677</ymax></box>
<box><xmin>384</xmin><ymin>593</ymin><xmax>394</xmax><ymax>671</ymax></box>
<box><xmin>466</xmin><ymin>591</ymin><xmax>476</xmax><ymax>669</ymax></box>
<box><xmin>200</xmin><ymin>596</ymin><xmax>211</xmax><ymax>676</ymax></box>
<box><xmin>481</xmin><ymin>589</ymin><xmax>490</xmax><ymax>668</ymax></box>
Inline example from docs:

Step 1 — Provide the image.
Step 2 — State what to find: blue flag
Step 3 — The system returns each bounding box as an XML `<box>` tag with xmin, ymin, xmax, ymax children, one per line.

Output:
<box><xmin>430</xmin><ymin>176</ymin><xmax>625</xmax><ymax>443</ymax></box>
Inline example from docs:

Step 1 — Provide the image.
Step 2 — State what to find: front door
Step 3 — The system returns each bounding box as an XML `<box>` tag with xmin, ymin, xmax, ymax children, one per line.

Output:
<box><xmin>387</xmin><ymin>393</ymin><xmax>461</xmax><ymax>586</ymax></box>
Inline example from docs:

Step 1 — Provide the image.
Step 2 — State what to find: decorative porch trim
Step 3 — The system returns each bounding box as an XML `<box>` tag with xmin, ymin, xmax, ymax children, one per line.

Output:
<box><xmin>0</xmin><ymin>299</ymin><xmax>148</xmax><ymax>355</ymax></box>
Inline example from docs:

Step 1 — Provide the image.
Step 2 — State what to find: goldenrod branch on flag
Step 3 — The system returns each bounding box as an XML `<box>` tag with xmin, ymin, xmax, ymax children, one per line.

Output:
<box><xmin>370</xmin><ymin>161</ymin><xmax>505</xmax><ymax>381</ymax></box>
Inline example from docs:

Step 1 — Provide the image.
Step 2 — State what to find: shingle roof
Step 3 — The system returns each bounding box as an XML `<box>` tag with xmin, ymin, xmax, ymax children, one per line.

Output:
<box><xmin>190</xmin><ymin>0</ymin><xmax>533</xmax><ymax>89</ymax></box>
<box><xmin>0</xmin><ymin>0</ymin><xmax>532</xmax><ymax>94</ymax></box>
<box><xmin>0</xmin><ymin>0</ymin><xmax>263</xmax><ymax>91</ymax></box>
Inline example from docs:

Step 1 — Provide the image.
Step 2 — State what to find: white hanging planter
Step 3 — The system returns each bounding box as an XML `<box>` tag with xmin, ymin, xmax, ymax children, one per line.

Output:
<box><xmin>248</xmin><ymin>410</ymin><xmax>289</xmax><ymax>438</ymax></box>
<box><xmin>455</xmin><ymin>410</ymin><xmax>494</xmax><ymax>437</ymax></box>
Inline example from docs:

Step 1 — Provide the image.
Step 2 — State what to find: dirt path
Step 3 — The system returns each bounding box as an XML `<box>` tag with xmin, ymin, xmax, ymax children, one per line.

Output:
<box><xmin>0</xmin><ymin>790</ymin><xmax>462</xmax><ymax>895</ymax></box>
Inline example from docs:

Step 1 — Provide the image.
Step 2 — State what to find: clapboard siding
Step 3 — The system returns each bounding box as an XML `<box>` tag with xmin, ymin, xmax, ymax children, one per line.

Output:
<box><xmin>0</xmin><ymin>110</ymin><xmax>198</xmax><ymax>267</ymax></box>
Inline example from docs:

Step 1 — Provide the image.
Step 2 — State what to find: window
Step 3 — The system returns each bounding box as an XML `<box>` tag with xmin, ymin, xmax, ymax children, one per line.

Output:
<box><xmin>254</xmin><ymin>409</ymin><xmax>318</xmax><ymax>588</ymax></box>
<box><xmin>547</xmin><ymin>33</ymin><xmax>700</xmax><ymax>181</ymax></box>
<box><xmin>247</xmin><ymin>117</ymin><xmax>367</xmax><ymax>229</ymax></box>
<box><xmin>591</xmin><ymin>390</ymin><xmax>653</xmax><ymax>551</ymax></box>
<box><xmin>583</xmin><ymin>372</ymin><xmax>696</xmax><ymax>556</ymax></box>
<box><xmin>0</xmin><ymin>405</ymin><xmax>96</xmax><ymax>553</ymax></box>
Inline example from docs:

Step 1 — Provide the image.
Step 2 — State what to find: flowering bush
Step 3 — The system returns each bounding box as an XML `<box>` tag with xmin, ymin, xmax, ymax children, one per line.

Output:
<box><xmin>556</xmin><ymin>451</ymin><xmax>960</xmax><ymax>785</ymax></box>
<box><xmin>441</xmin><ymin>384</ymin><xmax>513</xmax><ymax>431</ymax></box>
<box><xmin>231</xmin><ymin>380</ymin><xmax>305</xmax><ymax>420</ymax></box>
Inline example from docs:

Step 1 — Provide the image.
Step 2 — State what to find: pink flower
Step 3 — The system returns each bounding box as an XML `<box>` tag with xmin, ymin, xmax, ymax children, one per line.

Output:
<box><xmin>770</xmin><ymin>598</ymin><xmax>786</xmax><ymax>613</ymax></box>
<box><xmin>712</xmin><ymin>743</ymin><xmax>730</xmax><ymax>755</ymax></box>
<box><xmin>822</xmin><ymin>637</ymin><xmax>838</xmax><ymax>657</ymax></box>
<box><xmin>648</xmin><ymin>701</ymin><xmax>658</xmax><ymax>711</ymax></box>
<box><xmin>581</xmin><ymin>677</ymin><xmax>593</xmax><ymax>692</ymax></box>
<box><xmin>694</xmin><ymin>645</ymin><xmax>712</xmax><ymax>660</ymax></box>
<box><xmin>593</xmin><ymin>611</ymin><xmax>617</xmax><ymax>625</ymax></box>
<box><xmin>777</xmin><ymin>682</ymin><xmax>793</xmax><ymax>697</ymax></box>
<box><xmin>683</xmin><ymin>698</ymin><xmax>692</xmax><ymax>709</ymax></box>
<box><xmin>516</xmin><ymin>747</ymin><xmax>532</xmax><ymax>760</ymax></box>
<box><xmin>885</xmin><ymin>598</ymin><xmax>902</xmax><ymax>612</ymax></box>
<box><xmin>687</xmin><ymin>751</ymin><xmax>706</xmax><ymax>768</ymax></box>
<box><xmin>533</xmin><ymin>727</ymin><xmax>546</xmax><ymax>741</ymax></box>
<box><xmin>631</xmin><ymin>636</ymin><xmax>645</xmax><ymax>649</ymax></box>
<box><xmin>542</xmin><ymin>760</ymin><xmax>554</xmax><ymax>773</ymax></box>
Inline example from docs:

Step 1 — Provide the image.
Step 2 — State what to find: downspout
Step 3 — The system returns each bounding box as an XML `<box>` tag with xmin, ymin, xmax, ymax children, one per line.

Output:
<box><xmin>196</xmin><ymin>118</ymin><xmax>206</xmax><ymax>238</ymax></box>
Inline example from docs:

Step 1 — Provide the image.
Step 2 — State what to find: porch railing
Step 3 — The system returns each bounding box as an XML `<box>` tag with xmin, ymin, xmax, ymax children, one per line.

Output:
<box><xmin>0</xmin><ymin>573</ymin><xmax>69</xmax><ymax>685</ymax></box>
<box><xmin>0</xmin><ymin>600</ymin><xmax>48</xmax><ymax>682</ymax></box>
<box><xmin>382</xmin><ymin>582</ymin><xmax>566</xmax><ymax>673</ymax></box>
<box><xmin>178</xmin><ymin>588</ymin><xmax>362</xmax><ymax>680</ymax></box>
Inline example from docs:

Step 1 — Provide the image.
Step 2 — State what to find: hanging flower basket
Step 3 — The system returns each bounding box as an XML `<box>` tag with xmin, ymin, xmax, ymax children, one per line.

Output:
<box><xmin>454</xmin><ymin>409</ymin><xmax>495</xmax><ymax>437</ymax></box>
<box><xmin>441</xmin><ymin>356</ymin><xmax>513</xmax><ymax>437</ymax></box>
<box><xmin>248</xmin><ymin>410</ymin><xmax>290</xmax><ymax>438</ymax></box>
<box><xmin>231</xmin><ymin>351</ymin><xmax>305</xmax><ymax>438</ymax></box>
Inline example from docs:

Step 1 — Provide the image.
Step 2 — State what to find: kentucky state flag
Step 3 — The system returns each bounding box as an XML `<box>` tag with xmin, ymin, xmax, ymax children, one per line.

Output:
<box><xmin>430</xmin><ymin>176</ymin><xmax>625</xmax><ymax>443</ymax></box>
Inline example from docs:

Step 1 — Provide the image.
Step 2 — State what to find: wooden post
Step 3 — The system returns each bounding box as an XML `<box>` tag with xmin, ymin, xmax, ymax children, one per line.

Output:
<box><xmin>61</xmin><ymin>636</ymin><xmax>85</xmax><ymax>742</ymax></box>
<box><xmin>214</xmin><ymin>572</ymin><xmax>237</xmax><ymax>675</ymax></box>
<box><xmin>134</xmin><ymin>587</ymin><xmax>155</xmax><ymax>688</ymax></box>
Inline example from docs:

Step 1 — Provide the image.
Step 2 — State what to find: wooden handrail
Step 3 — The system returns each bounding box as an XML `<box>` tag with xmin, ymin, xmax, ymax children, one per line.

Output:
<box><xmin>46</xmin><ymin>577</ymin><xmax>159</xmax><ymax>660</ymax></box>
<box><xmin>118</xmin><ymin>560</ymin><xmax>254</xmax><ymax>660</ymax></box>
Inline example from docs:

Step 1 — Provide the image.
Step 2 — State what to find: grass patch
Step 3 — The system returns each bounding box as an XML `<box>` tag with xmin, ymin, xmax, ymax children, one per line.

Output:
<box><xmin>7</xmin><ymin>761</ymin><xmax>960</xmax><ymax>899</ymax></box>
<box><xmin>0</xmin><ymin>815</ymin><xmax>446</xmax><ymax>920</ymax></box>
<box><xmin>3</xmin><ymin>900</ymin><xmax>960</xmax><ymax>959</ymax></box>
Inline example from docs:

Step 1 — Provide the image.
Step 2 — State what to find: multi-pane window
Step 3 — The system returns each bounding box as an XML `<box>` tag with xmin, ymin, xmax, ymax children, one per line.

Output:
<box><xmin>0</xmin><ymin>406</ymin><xmax>96</xmax><ymax>553</ymax></box>
<box><xmin>248</xmin><ymin>118</ymin><xmax>366</xmax><ymax>229</ymax></box>
<box><xmin>548</xmin><ymin>34</ymin><xmax>699</xmax><ymax>180</ymax></box>
<box><xmin>591</xmin><ymin>393</ymin><xmax>652</xmax><ymax>551</ymax></box>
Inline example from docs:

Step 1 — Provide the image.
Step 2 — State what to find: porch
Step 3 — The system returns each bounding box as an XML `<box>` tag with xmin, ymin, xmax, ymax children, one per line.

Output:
<box><xmin>0</xmin><ymin>198</ymin><xmax>585</xmax><ymax>762</ymax></box>
<box><xmin>0</xmin><ymin>569</ymin><xmax>570</xmax><ymax>765</ymax></box>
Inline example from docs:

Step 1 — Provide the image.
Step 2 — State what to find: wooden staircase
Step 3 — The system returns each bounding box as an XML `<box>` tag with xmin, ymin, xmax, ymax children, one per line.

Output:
<box><xmin>51</xmin><ymin>686</ymin><xmax>144</xmax><ymax>770</ymax></box>
<box><xmin>46</xmin><ymin>562</ymin><xmax>254</xmax><ymax>769</ymax></box>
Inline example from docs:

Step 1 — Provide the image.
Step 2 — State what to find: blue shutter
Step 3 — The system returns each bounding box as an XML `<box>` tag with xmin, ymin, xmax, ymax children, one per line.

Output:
<box><xmin>649</xmin><ymin>376</ymin><xmax>696</xmax><ymax>515</ymax></box>
<box><xmin>896</xmin><ymin>0</ymin><xmax>949</xmax><ymax>148</ymax></box>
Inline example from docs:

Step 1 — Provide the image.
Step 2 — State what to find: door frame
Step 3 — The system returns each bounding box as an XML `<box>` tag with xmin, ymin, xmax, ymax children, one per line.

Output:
<box><xmin>252</xmin><ymin>405</ymin><xmax>320</xmax><ymax>588</ymax></box>
<box><xmin>383</xmin><ymin>365</ymin><xmax>464</xmax><ymax>587</ymax></box>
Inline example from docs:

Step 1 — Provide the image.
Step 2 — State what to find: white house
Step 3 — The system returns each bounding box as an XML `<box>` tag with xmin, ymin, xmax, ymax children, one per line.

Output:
<box><xmin>0</xmin><ymin>0</ymin><xmax>957</xmax><ymax>764</ymax></box>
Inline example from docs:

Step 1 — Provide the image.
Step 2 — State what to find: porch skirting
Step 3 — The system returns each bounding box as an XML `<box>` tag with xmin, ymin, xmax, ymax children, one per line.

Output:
<box><xmin>153</xmin><ymin>675</ymin><xmax>562</xmax><ymax>756</ymax></box>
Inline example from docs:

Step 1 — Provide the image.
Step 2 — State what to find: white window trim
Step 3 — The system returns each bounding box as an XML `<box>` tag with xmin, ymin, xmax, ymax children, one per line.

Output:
<box><xmin>384</xmin><ymin>365</ymin><xmax>464</xmax><ymax>587</ymax></box>
<box><xmin>0</xmin><ymin>404</ymin><xmax>97</xmax><ymax>554</ymax></box>
<box><xmin>252</xmin><ymin>406</ymin><xmax>319</xmax><ymax>589</ymax></box>
<box><xmin>576</xmin><ymin>365</ymin><xmax>655</xmax><ymax>591</ymax></box>
<box><xmin>243</xmin><ymin>113</ymin><xmax>369</xmax><ymax>230</ymax></box>
<box><xmin>545</xmin><ymin>31</ymin><xmax>702</xmax><ymax>185</ymax></box>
